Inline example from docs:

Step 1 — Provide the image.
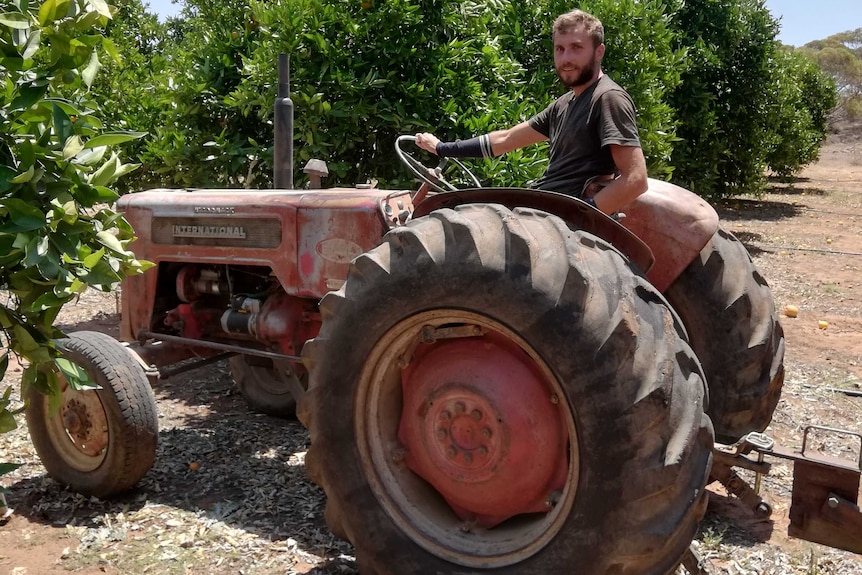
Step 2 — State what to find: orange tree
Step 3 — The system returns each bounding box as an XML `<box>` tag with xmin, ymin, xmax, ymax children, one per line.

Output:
<box><xmin>0</xmin><ymin>0</ymin><xmax>148</xmax><ymax>498</ymax></box>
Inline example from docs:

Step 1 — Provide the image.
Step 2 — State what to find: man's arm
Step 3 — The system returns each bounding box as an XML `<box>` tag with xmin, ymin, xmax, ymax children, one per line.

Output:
<box><xmin>416</xmin><ymin>121</ymin><xmax>547</xmax><ymax>157</ymax></box>
<box><xmin>592</xmin><ymin>144</ymin><xmax>648</xmax><ymax>214</ymax></box>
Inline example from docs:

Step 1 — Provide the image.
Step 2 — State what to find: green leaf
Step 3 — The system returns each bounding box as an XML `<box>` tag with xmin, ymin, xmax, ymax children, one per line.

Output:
<box><xmin>13</xmin><ymin>324</ymin><xmax>42</xmax><ymax>354</ymax></box>
<box><xmin>9</xmin><ymin>84</ymin><xmax>46</xmax><ymax>112</ymax></box>
<box><xmin>63</xmin><ymin>135</ymin><xmax>85</xmax><ymax>160</ymax></box>
<box><xmin>10</xmin><ymin>166</ymin><xmax>34</xmax><ymax>184</ymax></box>
<box><xmin>81</xmin><ymin>50</ymin><xmax>100</xmax><ymax>89</ymax></box>
<box><xmin>0</xmin><ymin>199</ymin><xmax>45</xmax><ymax>232</ymax></box>
<box><xmin>53</xmin><ymin>103</ymin><xmax>74</xmax><ymax>144</ymax></box>
<box><xmin>0</xmin><ymin>462</ymin><xmax>23</xmax><ymax>476</ymax></box>
<box><xmin>87</xmin><ymin>0</ymin><xmax>112</xmax><ymax>19</ymax></box>
<box><xmin>0</xmin><ymin>12</ymin><xmax>31</xmax><ymax>29</ymax></box>
<box><xmin>89</xmin><ymin>155</ymin><xmax>117</xmax><ymax>187</ymax></box>
<box><xmin>55</xmin><ymin>358</ymin><xmax>97</xmax><ymax>391</ymax></box>
<box><xmin>0</xmin><ymin>410</ymin><xmax>16</xmax><ymax>433</ymax></box>
<box><xmin>82</xmin><ymin>246</ymin><xmax>105</xmax><ymax>269</ymax></box>
<box><xmin>83</xmin><ymin>131</ymin><xmax>147</xmax><ymax>149</ymax></box>
<box><xmin>101</xmin><ymin>37</ymin><xmax>121</xmax><ymax>65</ymax></box>
<box><xmin>95</xmin><ymin>230</ymin><xmax>124</xmax><ymax>253</ymax></box>
<box><xmin>38</xmin><ymin>0</ymin><xmax>69</xmax><ymax>25</ymax></box>
<box><xmin>0</xmin><ymin>166</ymin><xmax>17</xmax><ymax>193</ymax></box>
<box><xmin>0</xmin><ymin>354</ymin><xmax>7</xmax><ymax>380</ymax></box>
<box><xmin>22</xmin><ymin>28</ymin><xmax>40</xmax><ymax>59</ymax></box>
<box><xmin>74</xmin><ymin>146</ymin><xmax>107</xmax><ymax>166</ymax></box>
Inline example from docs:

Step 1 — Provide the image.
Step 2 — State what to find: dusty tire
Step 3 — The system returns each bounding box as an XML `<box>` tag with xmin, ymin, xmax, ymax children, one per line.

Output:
<box><xmin>300</xmin><ymin>204</ymin><xmax>714</xmax><ymax>574</ymax></box>
<box><xmin>664</xmin><ymin>228</ymin><xmax>785</xmax><ymax>444</ymax></box>
<box><xmin>25</xmin><ymin>331</ymin><xmax>158</xmax><ymax>497</ymax></box>
<box><xmin>229</xmin><ymin>355</ymin><xmax>298</xmax><ymax>418</ymax></box>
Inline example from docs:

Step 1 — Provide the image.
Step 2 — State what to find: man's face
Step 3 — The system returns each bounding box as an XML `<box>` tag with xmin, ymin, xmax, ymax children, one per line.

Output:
<box><xmin>553</xmin><ymin>27</ymin><xmax>604</xmax><ymax>89</ymax></box>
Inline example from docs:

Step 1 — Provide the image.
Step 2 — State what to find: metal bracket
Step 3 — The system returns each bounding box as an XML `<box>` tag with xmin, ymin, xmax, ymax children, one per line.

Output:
<box><xmin>717</xmin><ymin>427</ymin><xmax>862</xmax><ymax>554</ymax></box>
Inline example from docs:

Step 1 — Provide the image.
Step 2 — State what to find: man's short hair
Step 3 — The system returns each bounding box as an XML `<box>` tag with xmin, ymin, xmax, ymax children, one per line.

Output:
<box><xmin>553</xmin><ymin>9</ymin><xmax>604</xmax><ymax>47</ymax></box>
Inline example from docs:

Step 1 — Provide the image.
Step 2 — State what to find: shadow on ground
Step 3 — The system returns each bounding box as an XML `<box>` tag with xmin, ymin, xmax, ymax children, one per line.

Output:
<box><xmin>9</xmin><ymin>316</ymin><xmax>357</xmax><ymax>574</ymax></box>
<box><xmin>715</xmin><ymin>198</ymin><xmax>806</xmax><ymax>223</ymax></box>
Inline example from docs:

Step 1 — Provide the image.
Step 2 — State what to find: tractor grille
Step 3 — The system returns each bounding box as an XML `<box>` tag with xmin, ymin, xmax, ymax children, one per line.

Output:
<box><xmin>152</xmin><ymin>217</ymin><xmax>282</xmax><ymax>248</ymax></box>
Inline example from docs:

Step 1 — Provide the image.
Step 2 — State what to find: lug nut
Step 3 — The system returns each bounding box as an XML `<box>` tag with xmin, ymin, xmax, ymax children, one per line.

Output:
<box><xmin>436</xmin><ymin>428</ymin><xmax>448</xmax><ymax>440</ymax></box>
<box><xmin>440</xmin><ymin>410</ymin><xmax>452</xmax><ymax>421</ymax></box>
<box><xmin>550</xmin><ymin>394</ymin><xmax>559</xmax><ymax>404</ymax></box>
<box><xmin>455</xmin><ymin>401</ymin><xmax>466</xmax><ymax>414</ymax></box>
<box><xmin>471</xmin><ymin>409</ymin><xmax>482</xmax><ymax>421</ymax></box>
<box><xmin>447</xmin><ymin>446</ymin><xmax>458</xmax><ymax>458</ymax></box>
<box><xmin>482</xmin><ymin>427</ymin><xmax>492</xmax><ymax>439</ymax></box>
<box><xmin>477</xmin><ymin>446</ymin><xmax>488</xmax><ymax>456</ymax></box>
<box><xmin>463</xmin><ymin>451</ymin><xmax>473</xmax><ymax>464</ymax></box>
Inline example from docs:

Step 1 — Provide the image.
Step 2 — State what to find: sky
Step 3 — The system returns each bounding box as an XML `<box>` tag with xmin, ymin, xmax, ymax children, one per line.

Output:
<box><xmin>763</xmin><ymin>0</ymin><xmax>860</xmax><ymax>46</ymax></box>
<box><xmin>143</xmin><ymin>1</ymin><xmax>859</xmax><ymax>48</ymax></box>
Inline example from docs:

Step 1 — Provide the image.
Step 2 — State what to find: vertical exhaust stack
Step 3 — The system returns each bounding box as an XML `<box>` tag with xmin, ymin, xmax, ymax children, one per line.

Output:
<box><xmin>274</xmin><ymin>54</ymin><xmax>294</xmax><ymax>189</ymax></box>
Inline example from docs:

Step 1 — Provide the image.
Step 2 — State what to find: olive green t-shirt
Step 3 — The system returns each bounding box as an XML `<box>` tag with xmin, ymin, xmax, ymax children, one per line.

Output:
<box><xmin>528</xmin><ymin>75</ymin><xmax>641</xmax><ymax>196</ymax></box>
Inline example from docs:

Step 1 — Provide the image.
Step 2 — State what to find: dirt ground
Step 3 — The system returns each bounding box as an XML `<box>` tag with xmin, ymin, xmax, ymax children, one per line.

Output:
<box><xmin>1</xmin><ymin>139</ymin><xmax>862</xmax><ymax>574</ymax></box>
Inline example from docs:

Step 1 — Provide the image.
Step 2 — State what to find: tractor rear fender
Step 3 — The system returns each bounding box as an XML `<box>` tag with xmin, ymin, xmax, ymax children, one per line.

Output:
<box><xmin>413</xmin><ymin>180</ymin><xmax>718</xmax><ymax>292</ymax></box>
<box><xmin>620</xmin><ymin>179</ymin><xmax>719</xmax><ymax>292</ymax></box>
<box><xmin>413</xmin><ymin>188</ymin><xmax>655</xmax><ymax>275</ymax></box>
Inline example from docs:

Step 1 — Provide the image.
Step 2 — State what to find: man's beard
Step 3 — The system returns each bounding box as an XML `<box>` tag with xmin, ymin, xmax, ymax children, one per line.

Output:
<box><xmin>556</xmin><ymin>60</ymin><xmax>596</xmax><ymax>89</ymax></box>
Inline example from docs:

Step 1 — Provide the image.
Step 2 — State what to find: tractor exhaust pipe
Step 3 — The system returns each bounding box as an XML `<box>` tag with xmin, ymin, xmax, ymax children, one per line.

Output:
<box><xmin>274</xmin><ymin>54</ymin><xmax>294</xmax><ymax>189</ymax></box>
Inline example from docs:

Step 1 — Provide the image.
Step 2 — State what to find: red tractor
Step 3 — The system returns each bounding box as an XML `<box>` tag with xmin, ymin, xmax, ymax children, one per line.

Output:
<box><xmin>25</xmin><ymin>57</ymin><xmax>860</xmax><ymax>574</ymax></box>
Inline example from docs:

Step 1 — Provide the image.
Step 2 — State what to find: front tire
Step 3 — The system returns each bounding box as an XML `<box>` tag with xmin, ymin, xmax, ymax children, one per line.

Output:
<box><xmin>300</xmin><ymin>204</ymin><xmax>714</xmax><ymax>574</ymax></box>
<box><xmin>229</xmin><ymin>354</ymin><xmax>299</xmax><ymax>418</ymax></box>
<box><xmin>25</xmin><ymin>331</ymin><xmax>158</xmax><ymax>497</ymax></box>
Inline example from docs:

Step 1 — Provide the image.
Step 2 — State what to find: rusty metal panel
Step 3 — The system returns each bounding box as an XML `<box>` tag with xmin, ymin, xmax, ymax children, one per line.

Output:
<box><xmin>786</xmin><ymin>454</ymin><xmax>862</xmax><ymax>554</ymax></box>
<box><xmin>769</xmin><ymin>426</ymin><xmax>862</xmax><ymax>554</ymax></box>
<box><xmin>295</xmin><ymin>191</ymin><xmax>392</xmax><ymax>296</ymax></box>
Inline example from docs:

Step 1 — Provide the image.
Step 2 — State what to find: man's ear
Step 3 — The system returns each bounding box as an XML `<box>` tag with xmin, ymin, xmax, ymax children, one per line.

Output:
<box><xmin>597</xmin><ymin>43</ymin><xmax>606</xmax><ymax>61</ymax></box>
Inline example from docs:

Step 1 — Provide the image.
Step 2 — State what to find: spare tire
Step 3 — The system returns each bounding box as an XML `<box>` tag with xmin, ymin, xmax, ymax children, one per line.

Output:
<box><xmin>299</xmin><ymin>204</ymin><xmax>714</xmax><ymax>574</ymax></box>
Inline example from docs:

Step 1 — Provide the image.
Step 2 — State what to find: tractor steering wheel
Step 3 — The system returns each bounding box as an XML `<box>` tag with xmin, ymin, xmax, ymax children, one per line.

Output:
<box><xmin>396</xmin><ymin>135</ymin><xmax>483</xmax><ymax>194</ymax></box>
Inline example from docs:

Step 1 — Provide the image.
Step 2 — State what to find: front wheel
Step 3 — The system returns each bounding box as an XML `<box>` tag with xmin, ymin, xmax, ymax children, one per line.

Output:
<box><xmin>229</xmin><ymin>354</ymin><xmax>300</xmax><ymax>418</ymax></box>
<box><xmin>25</xmin><ymin>331</ymin><xmax>158</xmax><ymax>497</ymax></box>
<box><xmin>300</xmin><ymin>204</ymin><xmax>714</xmax><ymax>574</ymax></box>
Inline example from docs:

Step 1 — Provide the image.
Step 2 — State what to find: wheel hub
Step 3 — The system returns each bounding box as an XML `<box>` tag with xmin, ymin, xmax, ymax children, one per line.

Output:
<box><xmin>60</xmin><ymin>385</ymin><xmax>108</xmax><ymax>457</ymax></box>
<box><xmin>398</xmin><ymin>330</ymin><xmax>568</xmax><ymax>528</ymax></box>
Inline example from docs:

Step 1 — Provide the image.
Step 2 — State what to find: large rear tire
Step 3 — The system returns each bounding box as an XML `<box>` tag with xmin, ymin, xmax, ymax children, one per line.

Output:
<box><xmin>664</xmin><ymin>228</ymin><xmax>785</xmax><ymax>444</ymax></box>
<box><xmin>25</xmin><ymin>331</ymin><xmax>158</xmax><ymax>497</ymax></box>
<box><xmin>299</xmin><ymin>204</ymin><xmax>714</xmax><ymax>574</ymax></box>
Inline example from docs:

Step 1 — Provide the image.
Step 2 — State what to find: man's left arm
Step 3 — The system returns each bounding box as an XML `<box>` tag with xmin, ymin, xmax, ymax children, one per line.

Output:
<box><xmin>592</xmin><ymin>144</ymin><xmax>648</xmax><ymax>214</ymax></box>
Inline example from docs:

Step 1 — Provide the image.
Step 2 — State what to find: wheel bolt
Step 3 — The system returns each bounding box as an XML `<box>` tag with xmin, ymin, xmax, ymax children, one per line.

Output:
<box><xmin>482</xmin><ymin>427</ymin><xmax>492</xmax><ymax>439</ymax></box>
<box><xmin>440</xmin><ymin>410</ymin><xmax>452</xmax><ymax>421</ymax></box>
<box><xmin>447</xmin><ymin>446</ymin><xmax>458</xmax><ymax>458</ymax></box>
<box><xmin>436</xmin><ymin>428</ymin><xmax>448</xmax><ymax>440</ymax></box>
<box><xmin>550</xmin><ymin>394</ymin><xmax>559</xmax><ymax>404</ymax></box>
<box><xmin>454</xmin><ymin>401</ymin><xmax>466</xmax><ymax>414</ymax></box>
<box><xmin>471</xmin><ymin>409</ymin><xmax>482</xmax><ymax>421</ymax></box>
<box><xmin>463</xmin><ymin>451</ymin><xmax>473</xmax><ymax>464</ymax></box>
<box><xmin>477</xmin><ymin>446</ymin><xmax>488</xmax><ymax>456</ymax></box>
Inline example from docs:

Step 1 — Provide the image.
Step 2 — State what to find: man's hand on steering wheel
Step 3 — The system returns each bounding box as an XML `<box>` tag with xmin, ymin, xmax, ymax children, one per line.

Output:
<box><xmin>395</xmin><ymin>135</ymin><xmax>482</xmax><ymax>195</ymax></box>
<box><xmin>415</xmin><ymin>133</ymin><xmax>441</xmax><ymax>155</ymax></box>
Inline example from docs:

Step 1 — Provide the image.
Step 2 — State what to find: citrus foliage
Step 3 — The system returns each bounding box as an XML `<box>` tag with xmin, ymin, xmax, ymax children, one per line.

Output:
<box><xmin>1</xmin><ymin>0</ymin><xmax>148</xmax><ymax>486</ymax></box>
<box><xmin>97</xmin><ymin>0</ymin><xmax>835</xmax><ymax>198</ymax></box>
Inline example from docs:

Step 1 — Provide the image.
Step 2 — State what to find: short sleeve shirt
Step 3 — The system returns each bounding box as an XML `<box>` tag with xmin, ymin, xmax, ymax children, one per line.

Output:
<box><xmin>528</xmin><ymin>75</ymin><xmax>640</xmax><ymax>196</ymax></box>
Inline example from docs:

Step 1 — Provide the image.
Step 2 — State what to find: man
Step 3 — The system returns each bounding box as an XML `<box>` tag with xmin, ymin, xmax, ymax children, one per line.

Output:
<box><xmin>415</xmin><ymin>9</ymin><xmax>648</xmax><ymax>215</ymax></box>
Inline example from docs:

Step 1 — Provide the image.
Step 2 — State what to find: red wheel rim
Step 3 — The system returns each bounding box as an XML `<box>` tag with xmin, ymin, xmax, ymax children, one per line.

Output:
<box><xmin>355</xmin><ymin>310</ymin><xmax>579</xmax><ymax>568</ymax></box>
